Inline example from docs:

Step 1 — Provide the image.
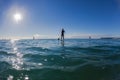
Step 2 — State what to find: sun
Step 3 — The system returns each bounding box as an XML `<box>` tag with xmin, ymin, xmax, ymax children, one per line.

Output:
<box><xmin>13</xmin><ymin>13</ymin><xmax>22</xmax><ymax>22</ymax></box>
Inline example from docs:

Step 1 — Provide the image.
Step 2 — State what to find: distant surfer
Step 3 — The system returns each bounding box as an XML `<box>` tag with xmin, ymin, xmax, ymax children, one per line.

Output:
<box><xmin>89</xmin><ymin>36</ymin><xmax>91</xmax><ymax>39</ymax></box>
<box><xmin>61</xmin><ymin>28</ymin><xmax>65</xmax><ymax>41</ymax></box>
<box><xmin>33</xmin><ymin>36</ymin><xmax>35</xmax><ymax>40</ymax></box>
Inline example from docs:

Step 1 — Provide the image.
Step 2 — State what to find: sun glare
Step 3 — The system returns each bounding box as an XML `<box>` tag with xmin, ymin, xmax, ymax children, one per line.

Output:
<box><xmin>13</xmin><ymin>13</ymin><xmax>22</xmax><ymax>22</ymax></box>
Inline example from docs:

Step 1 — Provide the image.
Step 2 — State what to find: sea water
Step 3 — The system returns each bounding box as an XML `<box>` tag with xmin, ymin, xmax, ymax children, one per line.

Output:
<box><xmin>0</xmin><ymin>39</ymin><xmax>120</xmax><ymax>80</ymax></box>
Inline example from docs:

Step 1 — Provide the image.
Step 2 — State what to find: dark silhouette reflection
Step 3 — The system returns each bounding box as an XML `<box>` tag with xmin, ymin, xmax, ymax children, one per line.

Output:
<box><xmin>60</xmin><ymin>45</ymin><xmax>66</xmax><ymax>59</ymax></box>
<box><xmin>61</xmin><ymin>40</ymin><xmax>64</xmax><ymax>46</ymax></box>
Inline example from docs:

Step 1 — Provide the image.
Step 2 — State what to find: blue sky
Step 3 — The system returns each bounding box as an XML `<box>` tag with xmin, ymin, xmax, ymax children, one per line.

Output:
<box><xmin>0</xmin><ymin>0</ymin><xmax>120</xmax><ymax>39</ymax></box>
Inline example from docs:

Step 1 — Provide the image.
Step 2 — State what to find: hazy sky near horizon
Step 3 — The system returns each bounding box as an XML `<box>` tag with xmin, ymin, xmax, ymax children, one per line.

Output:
<box><xmin>0</xmin><ymin>0</ymin><xmax>120</xmax><ymax>38</ymax></box>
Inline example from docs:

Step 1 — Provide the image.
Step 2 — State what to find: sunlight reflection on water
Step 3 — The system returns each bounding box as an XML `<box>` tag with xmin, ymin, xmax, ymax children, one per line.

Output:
<box><xmin>10</xmin><ymin>39</ymin><xmax>23</xmax><ymax>70</ymax></box>
<box><xmin>7</xmin><ymin>74</ymin><xmax>30</xmax><ymax>80</ymax></box>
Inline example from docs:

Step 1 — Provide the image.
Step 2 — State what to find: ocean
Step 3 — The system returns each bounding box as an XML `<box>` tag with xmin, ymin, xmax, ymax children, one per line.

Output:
<box><xmin>0</xmin><ymin>39</ymin><xmax>120</xmax><ymax>80</ymax></box>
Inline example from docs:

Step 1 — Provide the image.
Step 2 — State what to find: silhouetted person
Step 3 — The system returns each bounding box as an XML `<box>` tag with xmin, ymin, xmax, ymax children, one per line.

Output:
<box><xmin>61</xmin><ymin>28</ymin><xmax>65</xmax><ymax>41</ymax></box>
<box><xmin>61</xmin><ymin>28</ymin><xmax>65</xmax><ymax>46</ymax></box>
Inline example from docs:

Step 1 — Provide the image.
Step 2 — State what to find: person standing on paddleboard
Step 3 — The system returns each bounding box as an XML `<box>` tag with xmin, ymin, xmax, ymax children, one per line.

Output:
<box><xmin>61</xmin><ymin>28</ymin><xmax>65</xmax><ymax>41</ymax></box>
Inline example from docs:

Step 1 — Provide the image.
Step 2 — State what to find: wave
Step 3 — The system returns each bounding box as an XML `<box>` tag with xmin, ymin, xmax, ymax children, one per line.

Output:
<box><xmin>26</xmin><ymin>47</ymin><xmax>51</xmax><ymax>52</ymax></box>
<box><xmin>0</xmin><ymin>61</ymin><xmax>11</xmax><ymax>74</ymax></box>
<box><xmin>1</xmin><ymin>39</ymin><xmax>120</xmax><ymax>80</ymax></box>
<box><xmin>105</xmin><ymin>54</ymin><xmax>120</xmax><ymax>60</ymax></box>
<box><xmin>65</xmin><ymin>45</ymin><xmax>120</xmax><ymax>54</ymax></box>
<box><xmin>0</xmin><ymin>51</ymin><xmax>14</xmax><ymax>56</ymax></box>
